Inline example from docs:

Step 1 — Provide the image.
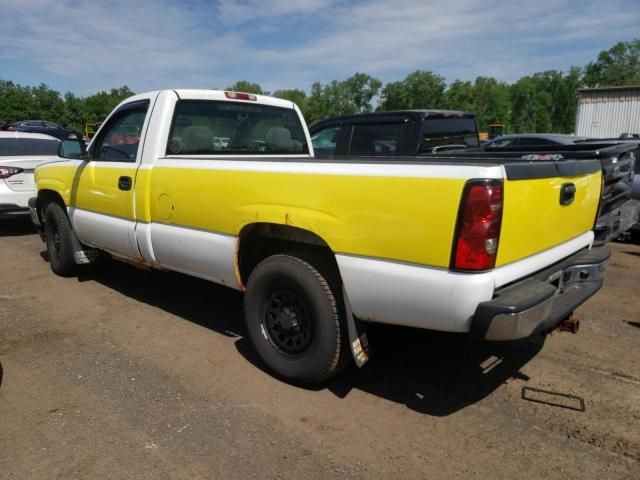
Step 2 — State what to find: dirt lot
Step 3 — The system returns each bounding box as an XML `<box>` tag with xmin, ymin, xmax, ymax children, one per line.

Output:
<box><xmin>0</xmin><ymin>217</ymin><xmax>639</xmax><ymax>479</ymax></box>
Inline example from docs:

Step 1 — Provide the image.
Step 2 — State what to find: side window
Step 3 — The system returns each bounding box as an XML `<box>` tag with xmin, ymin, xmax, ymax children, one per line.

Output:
<box><xmin>349</xmin><ymin>123</ymin><xmax>402</xmax><ymax>156</ymax></box>
<box><xmin>166</xmin><ymin>100</ymin><xmax>309</xmax><ymax>156</ymax></box>
<box><xmin>518</xmin><ymin>138</ymin><xmax>553</xmax><ymax>146</ymax></box>
<box><xmin>489</xmin><ymin>138</ymin><xmax>516</xmax><ymax>148</ymax></box>
<box><xmin>311</xmin><ymin>126</ymin><xmax>341</xmax><ymax>156</ymax></box>
<box><xmin>91</xmin><ymin>101</ymin><xmax>149</xmax><ymax>162</ymax></box>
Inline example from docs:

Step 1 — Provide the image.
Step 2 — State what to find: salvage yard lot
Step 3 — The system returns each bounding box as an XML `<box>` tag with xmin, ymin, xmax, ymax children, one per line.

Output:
<box><xmin>1</xmin><ymin>217</ymin><xmax>639</xmax><ymax>480</ymax></box>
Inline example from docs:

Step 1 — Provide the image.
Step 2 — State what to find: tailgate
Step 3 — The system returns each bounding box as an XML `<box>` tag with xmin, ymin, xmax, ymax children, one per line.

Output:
<box><xmin>496</xmin><ymin>159</ymin><xmax>602</xmax><ymax>267</ymax></box>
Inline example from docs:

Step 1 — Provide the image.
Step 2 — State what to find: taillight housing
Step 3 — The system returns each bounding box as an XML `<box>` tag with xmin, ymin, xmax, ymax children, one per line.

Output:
<box><xmin>0</xmin><ymin>166</ymin><xmax>24</xmax><ymax>179</ymax></box>
<box><xmin>451</xmin><ymin>179</ymin><xmax>503</xmax><ymax>271</ymax></box>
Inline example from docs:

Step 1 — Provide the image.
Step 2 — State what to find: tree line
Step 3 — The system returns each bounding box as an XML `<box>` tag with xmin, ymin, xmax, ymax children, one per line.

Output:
<box><xmin>1</xmin><ymin>39</ymin><xmax>638</xmax><ymax>135</ymax></box>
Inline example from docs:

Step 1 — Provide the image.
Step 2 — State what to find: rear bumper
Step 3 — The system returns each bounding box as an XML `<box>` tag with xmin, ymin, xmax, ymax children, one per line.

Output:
<box><xmin>0</xmin><ymin>203</ymin><xmax>29</xmax><ymax>217</ymax></box>
<box><xmin>470</xmin><ymin>247</ymin><xmax>610</xmax><ymax>341</ymax></box>
<box><xmin>0</xmin><ymin>183</ymin><xmax>32</xmax><ymax>214</ymax></box>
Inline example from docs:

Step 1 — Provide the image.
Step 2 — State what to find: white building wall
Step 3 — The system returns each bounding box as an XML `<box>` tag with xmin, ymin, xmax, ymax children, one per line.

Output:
<box><xmin>575</xmin><ymin>87</ymin><xmax>640</xmax><ymax>138</ymax></box>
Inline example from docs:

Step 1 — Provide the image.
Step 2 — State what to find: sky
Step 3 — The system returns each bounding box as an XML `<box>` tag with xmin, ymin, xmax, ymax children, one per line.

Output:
<box><xmin>0</xmin><ymin>0</ymin><xmax>638</xmax><ymax>97</ymax></box>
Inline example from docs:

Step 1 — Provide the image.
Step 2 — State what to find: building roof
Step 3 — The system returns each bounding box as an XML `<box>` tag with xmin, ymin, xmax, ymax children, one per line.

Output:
<box><xmin>578</xmin><ymin>85</ymin><xmax>640</xmax><ymax>93</ymax></box>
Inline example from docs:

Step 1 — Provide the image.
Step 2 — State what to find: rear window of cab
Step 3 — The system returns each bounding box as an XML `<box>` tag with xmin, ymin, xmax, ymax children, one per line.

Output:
<box><xmin>0</xmin><ymin>138</ymin><xmax>59</xmax><ymax>156</ymax></box>
<box><xmin>166</xmin><ymin>100</ymin><xmax>309</xmax><ymax>156</ymax></box>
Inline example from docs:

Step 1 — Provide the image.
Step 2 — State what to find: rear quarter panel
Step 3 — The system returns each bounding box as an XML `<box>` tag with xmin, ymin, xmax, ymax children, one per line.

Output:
<box><xmin>146</xmin><ymin>161</ymin><xmax>484</xmax><ymax>268</ymax></box>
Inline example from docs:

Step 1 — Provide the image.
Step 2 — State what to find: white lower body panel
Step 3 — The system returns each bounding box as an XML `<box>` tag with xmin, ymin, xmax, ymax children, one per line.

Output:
<box><xmin>69</xmin><ymin>208</ymin><xmax>140</xmax><ymax>260</ymax></box>
<box><xmin>149</xmin><ymin>222</ymin><xmax>240</xmax><ymax>289</ymax></box>
<box><xmin>337</xmin><ymin>231</ymin><xmax>594</xmax><ymax>333</ymax></box>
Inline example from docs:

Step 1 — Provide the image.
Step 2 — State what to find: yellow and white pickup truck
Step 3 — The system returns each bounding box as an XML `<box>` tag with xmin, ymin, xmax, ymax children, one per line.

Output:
<box><xmin>30</xmin><ymin>89</ymin><xmax>610</xmax><ymax>385</ymax></box>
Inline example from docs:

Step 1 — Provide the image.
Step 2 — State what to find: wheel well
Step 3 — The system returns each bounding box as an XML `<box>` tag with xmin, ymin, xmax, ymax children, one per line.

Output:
<box><xmin>237</xmin><ymin>223</ymin><xmax>340</xmax><ymax>287</ymax></box>
<box><xmin>36</xmin><ymin>190</ymin><xmax>66</xmax><ymax>225</ymax></box>
<box><xmin>38</xmin><ymin>190</ymin><xmax>65</xmax><ymax>211</ymax></box>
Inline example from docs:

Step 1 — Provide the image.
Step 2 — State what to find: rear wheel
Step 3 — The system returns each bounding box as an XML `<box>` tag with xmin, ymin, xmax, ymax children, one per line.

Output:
<box><xmin>244</xmin><ymin>253</ymin><xmax>349</xmax><ymax>386</ymax></box>
<box><xmin>44</xmin><ymin>203</ymin><xmax>78</xmax><ymax>277</ymax></box>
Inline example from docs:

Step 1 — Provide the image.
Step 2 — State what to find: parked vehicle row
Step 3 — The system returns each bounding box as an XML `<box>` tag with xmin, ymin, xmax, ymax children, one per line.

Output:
<box><xmin>26</xmin><ymin>90</ymin><xmax>611</xmax><ymax>386</ymax></box>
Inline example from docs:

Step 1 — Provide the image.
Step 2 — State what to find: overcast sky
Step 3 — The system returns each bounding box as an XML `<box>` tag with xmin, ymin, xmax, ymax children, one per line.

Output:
<box><xmin>1</xmin><ymin>0</ymin><xmax>638</xmax><ymax>96</ymax></box>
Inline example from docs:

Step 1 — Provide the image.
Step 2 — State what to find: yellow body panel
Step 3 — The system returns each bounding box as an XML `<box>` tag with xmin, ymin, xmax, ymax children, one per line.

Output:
<box><xmin>36</xmin><ymin>162</ymin><xmax>136</xmax><ymax>219</ymax></box>
<box><xmin>148</xmin><ymin>167</ymin><xmax>465</xmax><ymax>267</ymax></box>
<box><xmin>496</xmin><ymin>172</ymin><xmax>601</xmax><ymax>266</ymax></box>
<box><xmin>74</xmin><ymin>164</ymin><xmax>136</xmax><ymax>219</ymax></box>
<box><xmin>36</xmin><ymin>161</ymin><xmax>601</xmax><ymax>269</ymax></box>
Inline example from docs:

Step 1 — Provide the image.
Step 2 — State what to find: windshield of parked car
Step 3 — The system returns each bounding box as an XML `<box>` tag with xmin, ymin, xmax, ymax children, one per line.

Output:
<box><xmin>420</xmin><ymin>117</ymin><xmax>479</xmax><ymax>151</ymax></box>
<box><xmin>0</xmin><ymin>138</ymin><xmax>59</xmax><ymax>156</ymax></box>
<box><xmin>167</xmin><ymin>100</ymin><xmax>309</xmax><ymax>155</ymax></box>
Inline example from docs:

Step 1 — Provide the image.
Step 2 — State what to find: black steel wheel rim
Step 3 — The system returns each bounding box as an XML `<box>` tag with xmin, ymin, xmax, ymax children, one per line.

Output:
<box><xmin>262</xmin><ymin>287</ymin><xmax>312</xmax><ymax>356</ymax></box>
<box><xmin>48</xmin><ymin>223</ymin><xmax>61</xmax><ymax>259</ymax></box>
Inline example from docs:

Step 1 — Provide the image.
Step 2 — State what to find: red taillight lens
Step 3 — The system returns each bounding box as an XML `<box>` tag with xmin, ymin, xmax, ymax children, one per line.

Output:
<box><xmin>451</xmin><ymin>179</ymin><xmax>503</xmax><ymax>271</ymax></box>
<box><xmin>0</xmin><ymin>166</ymin><xmax>24</xmax><ymax>179</ymax></box>
<box><xmin>6</xmin><ymin>125</ymin><xmax>14</xmax><ymax>131</ymax></box>
<box><xmin>224</xmin><ymin>91</ymin><xmax>257</xmax><ymax>101</ymax></box>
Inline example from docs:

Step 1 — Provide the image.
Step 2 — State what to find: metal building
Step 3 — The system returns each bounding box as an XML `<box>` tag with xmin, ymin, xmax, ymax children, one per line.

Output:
<box><xmin>575</xmin><ymin>86</ymin><xmax>640</xmax><ymax>138</ymax></box>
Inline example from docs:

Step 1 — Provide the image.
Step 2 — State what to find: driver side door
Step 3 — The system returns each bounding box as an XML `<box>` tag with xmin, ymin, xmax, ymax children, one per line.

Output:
<box><xmin>69</xmin><ymin>99</ymin><xmax>150</xmax><ymax>260</ymax></box>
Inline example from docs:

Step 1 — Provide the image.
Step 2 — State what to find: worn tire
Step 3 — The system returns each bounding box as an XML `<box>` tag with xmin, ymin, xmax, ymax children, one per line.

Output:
<box><xmin>44</xmin><ymin>202</ymin><xmax>78</xmax><ymax>277</ymax></box>
<box><xmin>244</xmin><ymin>253</ymin><xmax>349</xmax><ymax>386</ymax></box>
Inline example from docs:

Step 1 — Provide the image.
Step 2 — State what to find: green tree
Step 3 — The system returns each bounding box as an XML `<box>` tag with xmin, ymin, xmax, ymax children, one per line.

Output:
<box><xmin>473</xmin><ymin>77</ymin><xmax>511</xmax><ymax>132</ymax></box>
<box><xmin>583</xmin><ymin>39</ymin><xmax>640</xmax><ymax>87</ymax></box>
<box><xmin>443</xmin><ymin>80</ymin><xmax>475</xmax><ymax>112</ymax></box>
<box><xmin>272</xmin><ymin>89</ymin><xmax>307</xmax><ymax>108</ymax></box>
<box><xmin>227</xmin><ymin>81</ymin><xmax>264</xmax><ymax>94</ymax></box>
<box><xmin>342</xmin><ymin>73</ymin><xmax>382</xmax><ymax>113</ymax></box>
<box><xmin>379</xmin><ymin>70</ymin><xmax>446</xmax><ymax>110</ymax></box>
<box><xmin>0</xmin><ymin>80</ymin><xmax>34</xmax><ymax>122</ymax></box>
<box><xmin>304</xmin><ymin>82</ymin><xmax>330</xmax><ymax>125</ymax></box>
<box><xmin>510</xmin><ymin>76</ymin><xmax>552</xmax><ymax>133</ymax></box>
<box><xmin>81</xmin><ymin>86</ymin><xmax>136</xmax><ymax>127</ymax></box>
<box><xmin>30</xmin><ymin>83</ymin><xmax>65</xmax><ymax>123</ymax></box>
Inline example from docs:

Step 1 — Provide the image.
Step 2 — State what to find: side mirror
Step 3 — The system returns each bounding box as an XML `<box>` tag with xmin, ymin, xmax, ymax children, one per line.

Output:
<box><xmin>58</xmin><ymin>139</ymin><xmax>86</xmax><ymax>159</ymax></box>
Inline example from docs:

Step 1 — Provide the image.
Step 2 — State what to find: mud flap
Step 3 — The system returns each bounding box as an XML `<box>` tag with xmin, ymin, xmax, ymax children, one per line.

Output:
<box><xmin>342</xmin><ymin>287</ymin><xmax>371</xmax><ymax>368</ymax></box>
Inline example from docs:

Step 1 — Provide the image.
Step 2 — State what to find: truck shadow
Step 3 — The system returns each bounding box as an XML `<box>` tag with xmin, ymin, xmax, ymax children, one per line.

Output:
<box><xmin>76</xmin><ymin>259</ymin><xmax>542</xmax><ymax>417</ymax></box>
<box><xmin>0</xmin><ymin>216</ymin><xmax>36</xmax><ymax>236</ymax></box>
<box><xmin>236</xmin><ymin>327</ymin><xmax>541</xmax><ymax>416</ymax></box>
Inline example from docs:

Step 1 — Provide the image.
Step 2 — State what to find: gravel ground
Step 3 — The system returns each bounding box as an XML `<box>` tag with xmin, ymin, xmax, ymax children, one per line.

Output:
<box><xmin>1</xmin><ymin>217</ymin><xmax>639</xmax><ymax>479</ymax></box>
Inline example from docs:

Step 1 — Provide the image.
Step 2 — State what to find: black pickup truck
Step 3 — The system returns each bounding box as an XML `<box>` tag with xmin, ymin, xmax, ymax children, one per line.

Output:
<box><xmin>309</xmin><ymin>110</ymin><xmax>480</xmax><ymax>156</ymax></box>
<box><xmin>310</xmin><ymin>111</ymin><xmax>638</xmax><ymax>245</ymax></box>
<box><xmin>469</xmin><ymin>144</ymin><xmax>638</xmax><ymax>245</ymax></box>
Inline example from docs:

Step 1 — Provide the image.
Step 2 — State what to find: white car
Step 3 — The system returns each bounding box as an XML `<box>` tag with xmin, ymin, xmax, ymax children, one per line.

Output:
<box><xmin>0</xmin><ymin>131</ymin><xmax>61</xmax><ymax>218</ymax></box>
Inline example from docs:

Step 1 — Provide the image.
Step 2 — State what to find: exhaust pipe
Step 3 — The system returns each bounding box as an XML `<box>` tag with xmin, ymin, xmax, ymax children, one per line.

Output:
<box><xmin>556</xmin><ymin>314</ymin><xmax>580</xmax><ymax>334</ymax></box>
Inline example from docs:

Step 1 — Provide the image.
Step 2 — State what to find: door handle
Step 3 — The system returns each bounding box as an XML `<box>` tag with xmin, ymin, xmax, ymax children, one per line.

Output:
<box><xmin>118</xmin><ymin>176</ymin><xmax>132</xmax><ymax>191</ymax></box>
<box><xmin>560</xmin><ymin>183</ymin><xmax>576</xmax><ymax>205</ymax></box>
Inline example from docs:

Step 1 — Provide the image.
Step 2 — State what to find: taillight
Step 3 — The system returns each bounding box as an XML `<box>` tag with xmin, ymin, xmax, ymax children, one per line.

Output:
<box><xmin>6</xmin><ymin>125</ymin><xmax>14</xmax><ymax>131</ymax></box>
<box><xmin>224</xmin><ymin>91</ymin><xmax>257</xmax><ymax>101</ymax></box>
<box><xmin>451</xmin><ymin>179</ymin><xmax>503</xmax><ymax>271</ymax></box>
<box><xmin>0</xmin><ymin>166</ymin><xmax>24</xmax><ymax>179</ymax></box>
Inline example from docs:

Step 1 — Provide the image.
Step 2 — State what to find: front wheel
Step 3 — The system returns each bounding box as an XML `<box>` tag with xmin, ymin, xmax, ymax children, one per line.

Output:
<box><xmin>243</xmin><ymin>254</ymin><xmax>349</xmax><ymax>386</ymax></box>
<box><xmin>44</xmin><ymin>203</ymin><xmax>78</xmax><ymax>277</ymax></box>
